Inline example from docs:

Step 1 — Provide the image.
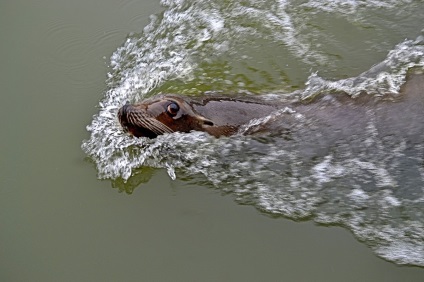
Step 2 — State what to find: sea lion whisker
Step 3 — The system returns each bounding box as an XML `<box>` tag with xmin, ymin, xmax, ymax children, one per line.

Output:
<box><xmin>130</xmin><ymin>112</ymin><xmax>174</xmax><ymax>135</ymax></box>
<box><xmin>127</xmin><ymin>114</ymin><xmax>142</xmax><ymax>128</ymax></box>
<box><xmin>131</xmin><ymin>114</ymin><xmax>163</xmax><ymax>135</ymax></box>
<box><xmin>145</xmin><ymin>118</ymin><xmax>174</xmax><ymax>134</ymax></box>
<box><xmin>148</xmin><ymin>119</ymin><xmax>174</xmax><ymax>134</ymax></box>
<box><xmin>142</xmin><ymin>119</ymin><xmax>164</xmax><ymax>135</ymax></box>
<box><xmin>127</xmin><ymin>113</ymin><xmax>157</xmax><ymax>134</ymax></box>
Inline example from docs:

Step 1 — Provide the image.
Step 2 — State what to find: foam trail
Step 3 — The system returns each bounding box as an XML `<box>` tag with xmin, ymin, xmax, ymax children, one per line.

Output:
<box><xmin>82</xmin><ymin>0</ymin><xmax>424</xmax><ymax>267</ymax></box>
<box><xmin>301</xmin><ymin>39</ymin><xmax>424</xmax><ymax>99</ymax></box>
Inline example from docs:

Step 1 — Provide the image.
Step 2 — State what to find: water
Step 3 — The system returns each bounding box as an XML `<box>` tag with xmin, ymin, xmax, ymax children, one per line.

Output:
<box><xmin>83</xmin><ymin>0</ymin><xmax>424</xmax><ymax>267</ymax></box>
<box><xmin>2</xmin><ymin>0</ymin><xmax>424</xmax><ymax>281</ymax></box>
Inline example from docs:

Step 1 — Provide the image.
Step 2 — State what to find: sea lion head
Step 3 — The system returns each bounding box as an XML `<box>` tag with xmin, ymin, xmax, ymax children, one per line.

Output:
<box><xmin>117</xmin><ymin>95</ymin><xmax>214</xmax><ymax>138</ymax></box>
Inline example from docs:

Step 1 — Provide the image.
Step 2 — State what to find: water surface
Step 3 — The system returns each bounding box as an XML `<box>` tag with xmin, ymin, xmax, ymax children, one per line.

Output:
<box><xmin>83</xmin><ymin>0</ymin><xmax>424</xmax><ymax>267</ymax></box>
<box><xmin>1</xmin><ymin>0</ymin><xmax>424</xmax><ymax>281</ymax></box>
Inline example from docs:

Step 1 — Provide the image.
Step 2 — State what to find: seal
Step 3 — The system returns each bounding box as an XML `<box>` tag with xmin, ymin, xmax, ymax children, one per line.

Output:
<box><xmin>118</xmin><ymin>95</ymin><xmax>277</xmax><ymax>138</ymax></box>
<box><xmin>118</xmin><ymin>73</ymin><xmax>424</xmax><ymax>139</ymax></box>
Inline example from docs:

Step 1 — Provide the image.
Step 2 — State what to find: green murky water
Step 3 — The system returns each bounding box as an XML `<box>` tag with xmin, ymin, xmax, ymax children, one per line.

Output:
<box><xmin>1</xmin><ymin>0</ymin><xmax>423</xmax><ymax>281</ymax></box>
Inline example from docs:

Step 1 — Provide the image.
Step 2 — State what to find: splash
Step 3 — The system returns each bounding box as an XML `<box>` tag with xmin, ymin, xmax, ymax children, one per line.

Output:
<box><xmin>302</xmin><ymin>37</ymin><xmax>424</xmax><ymax>99</ymax></box>
<box><xmin>82</xmin><ymin>0</ymin><xmax>424</xmax><ymax>266</ymax></box>
<box><xmin>300</xmin><ymin>0</ymin><xmax>414</xmax><ymax>15</ymax></box>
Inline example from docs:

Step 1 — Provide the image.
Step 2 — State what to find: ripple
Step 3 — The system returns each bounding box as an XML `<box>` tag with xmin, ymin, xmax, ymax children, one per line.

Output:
<box><xmin>92</xmin><ymin>29</ymin><xmax>123</xmax><ymax>48</ymax></box>
<box><xmin>43</xmin><ymin>19</ymin><xmax>92</xmax><ymax>70</ymax></box>
<box><xmin>82</xmin><ymin>0</ymin><xmax>424</xmax><ymax>267</ymax></box>
<box><xmin>42</xmin><ymin>17</ymin><xmax>129</xmax><ymax>89</ymax></box>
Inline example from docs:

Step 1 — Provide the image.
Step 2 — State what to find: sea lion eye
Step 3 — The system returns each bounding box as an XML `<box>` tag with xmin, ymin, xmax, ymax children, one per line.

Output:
<box><xmin>166</xmin><ymin>102</ymin><xmax>179</xmax><ymax>116</ymax></box>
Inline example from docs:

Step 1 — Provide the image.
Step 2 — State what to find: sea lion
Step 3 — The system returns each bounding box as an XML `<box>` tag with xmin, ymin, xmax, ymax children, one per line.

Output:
<box><xmin>118</xmin><ymin>73</ymin><xmax>424</xmax><ymax>140</ymax></box>
<box><xmin>118</xmin><ymin>95</ymin><xmax>277</xmax><ymax>138</ymax></box>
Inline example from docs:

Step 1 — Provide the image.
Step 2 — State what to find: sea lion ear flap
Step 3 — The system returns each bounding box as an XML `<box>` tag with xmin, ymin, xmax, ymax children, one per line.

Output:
<box><xmin>197</xmin><ymin>115</ymin><xmax>214</xmax><ymax>127</ymax></box>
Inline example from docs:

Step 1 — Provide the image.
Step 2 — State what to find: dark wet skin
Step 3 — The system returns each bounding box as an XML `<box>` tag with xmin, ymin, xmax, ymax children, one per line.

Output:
<box><xmin>118</xmin><ymin>73</ymin><xmax>424</xmax><ymax>141</ymax></box>
<box><xmin>118</xmin><ymin>95</ymin><xmax>278</xmax><ymax>138</ymax></box>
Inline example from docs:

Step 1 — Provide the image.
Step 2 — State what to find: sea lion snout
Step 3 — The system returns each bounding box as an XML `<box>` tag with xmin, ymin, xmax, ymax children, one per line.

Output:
<box><xmin>118</xmin><ymin>97</ymin><xmax>182</xmax><ymax>138</ymax></box>
<box><xmin>117</xmin><ymin>95</ymin><xmax>266</xmax><ymax>138</ymax></box>
<box><xmin>117</xmin><ymin>104</ymin><xmax>132</xmax><ymax>128</ymax></box>
<box><xmin>117</xmin><ymin>103</ymin><xmax>161</xmax><ymax>138</ymax></box>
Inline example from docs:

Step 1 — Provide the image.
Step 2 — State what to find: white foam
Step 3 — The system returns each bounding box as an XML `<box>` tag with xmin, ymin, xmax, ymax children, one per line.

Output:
<box><xmin>301</xmin><ymin>39</ymin><xmax>424</xmax><ymax>99</ymax></box>
<box><xmin>82</xmin><ymin>0</ymin><xmax>424</xmax><ymax>267</ymax></box>
<box><xmin>312</xmin><ymin>155</ymin><xmax>346</xmax><ymax>185</ymax></box>
<box><xmin>300</xmin><ymin>0</ymin><xmax>412</xmax><ymax>14</ymax></box>
<box><xmin>349</xmin><ymin>188</ymin><xmax>370</xmax><ymax>202</ymax></box>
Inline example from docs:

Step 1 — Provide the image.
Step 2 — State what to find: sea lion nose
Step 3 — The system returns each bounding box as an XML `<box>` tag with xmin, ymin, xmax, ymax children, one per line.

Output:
<box><xmin>121</xmin><ymin>103</ymin><xmax>130</xmax><ymax>114</ymax></box>
<box><xmin>118</xmin><ymin>103</ymin><xmax>133</xmax><ymax>126</ymax></box>
<box><xmin>121</xmin><ymin>102</ymin><xmax>136</xmax><ymax>115</ymax></box>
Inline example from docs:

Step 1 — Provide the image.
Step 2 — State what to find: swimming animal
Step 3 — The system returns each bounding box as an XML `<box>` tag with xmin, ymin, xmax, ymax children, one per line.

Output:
<box><xmin>118</xmin><ymin>73</ymin><xmax>424</xmax><ymax>142</ymax></box>
<box><xmin>118</xmin><ymin>95</ymin><xmax>277</xmax><ymax>138</ymax></box>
